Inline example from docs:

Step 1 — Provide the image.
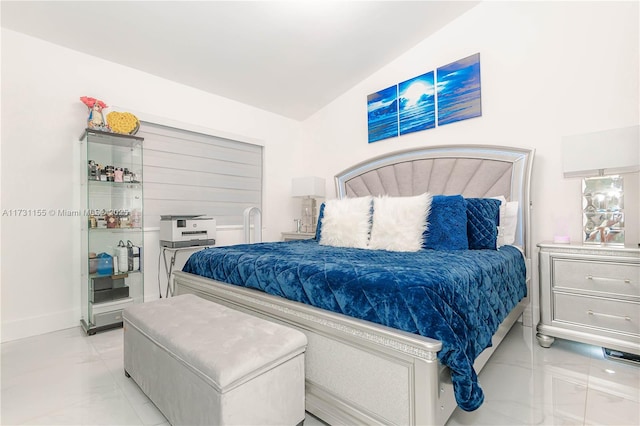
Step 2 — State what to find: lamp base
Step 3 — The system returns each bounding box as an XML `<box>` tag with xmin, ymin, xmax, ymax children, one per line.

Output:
<box><xmin>300</xmin><ymin>197</ymin><xmax>317</xmax><ymax>233</ymax></box>
<box><xmin>582</xmin><ymin>176</ymin><xmax>625</xmax><ymax>245</ymax></box>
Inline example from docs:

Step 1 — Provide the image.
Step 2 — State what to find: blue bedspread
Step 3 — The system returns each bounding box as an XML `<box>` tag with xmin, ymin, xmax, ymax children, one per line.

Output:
<box><xmin>182</xmin><ymin>240</ymin><xmax>526</xmax><ymax>411</ymax></box>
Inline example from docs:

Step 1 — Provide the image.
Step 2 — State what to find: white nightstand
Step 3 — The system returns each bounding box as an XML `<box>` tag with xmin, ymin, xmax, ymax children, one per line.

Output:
<box><xmin>536</xmin><ymin>242</ymin><xmax>640</xmax><ymax>355</ymax></box>
<box><xmin>281</xmin><ymin>232</ymin><xmax>315</xmax><ymax>241</ymax></box>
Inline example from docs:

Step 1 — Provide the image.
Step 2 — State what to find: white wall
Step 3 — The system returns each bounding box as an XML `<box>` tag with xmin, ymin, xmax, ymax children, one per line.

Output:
<box><xmin>0</xmin><ymin>29</ymin><xmax>306</xmax><ymax>341</ymax></box>
<box><xmin>306</xmin><ymin>1</ymin><xmax>639</xmax><ymax>241</ymax></box>
<box><xmin>303</xmin><ymin>1</ymin><xmax>639</xmax><ymax>325</ymax></box>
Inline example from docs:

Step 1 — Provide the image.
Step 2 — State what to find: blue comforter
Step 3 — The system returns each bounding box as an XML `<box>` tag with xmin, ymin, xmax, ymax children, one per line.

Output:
<box><xmin>182</xmin><ymin>240</ymin><xmax>526</xmax><ymax>411</ymax></box>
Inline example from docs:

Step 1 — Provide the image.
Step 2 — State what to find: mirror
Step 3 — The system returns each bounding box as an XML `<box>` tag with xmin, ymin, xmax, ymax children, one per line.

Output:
<box><xmin>582</xmin><ymin>176</ymin><xmax>625</xmax><ymax>244</ymax></box>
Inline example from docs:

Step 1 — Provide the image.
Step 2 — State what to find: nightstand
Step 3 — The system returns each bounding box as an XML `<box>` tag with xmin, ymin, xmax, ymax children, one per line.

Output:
<box><xmin>281</xmin><ymin>232</ymin><xmax>315</xmax><ymax>241</ymax></box>
<box><xmin>536</xmin><ymin>242</ymin><xmax>640</xmax><ymax>355</ymax></box>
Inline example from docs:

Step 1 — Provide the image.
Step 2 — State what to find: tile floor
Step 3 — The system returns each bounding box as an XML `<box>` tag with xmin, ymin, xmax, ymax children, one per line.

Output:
<box><xmin>1</xmin><ymin>323</ymin><xmax>638</xmax><ymax>425</ymax></box>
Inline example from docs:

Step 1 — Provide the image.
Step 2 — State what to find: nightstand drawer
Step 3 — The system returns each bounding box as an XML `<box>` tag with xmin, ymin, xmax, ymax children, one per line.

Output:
<box><xmin>553</xmin><ymin>259</ymin><xmax>640</xmax><ymax>297</ymax></box>
<box><xmin>554</xmin><ymin>293</ymin><xmax>640</xmax><ymax>336</ymax></box>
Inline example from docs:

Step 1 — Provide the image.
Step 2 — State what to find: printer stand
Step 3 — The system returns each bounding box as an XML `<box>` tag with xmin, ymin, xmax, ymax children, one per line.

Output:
<box><xmin>160</xmin><ymin>245</ymin><xmax>214</xmax><ymax>297</ymax></box>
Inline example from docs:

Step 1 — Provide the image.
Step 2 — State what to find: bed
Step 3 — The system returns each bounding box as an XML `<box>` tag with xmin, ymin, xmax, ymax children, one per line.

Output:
<box><xmin>174</xmin><ymin>144</ymin><xmax>535</xmax><ymax>426</ymax></box>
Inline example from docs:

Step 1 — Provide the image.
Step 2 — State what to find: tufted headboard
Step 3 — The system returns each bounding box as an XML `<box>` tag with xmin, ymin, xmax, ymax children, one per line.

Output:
<box><xmin>335</xmin><ymin>145</ymin><xmax>535</xmax><ymax>257</ymax></box>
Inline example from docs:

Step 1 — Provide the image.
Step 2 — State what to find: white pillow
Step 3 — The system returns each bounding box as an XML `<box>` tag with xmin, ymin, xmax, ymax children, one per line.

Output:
<box><xmin>492</xmin><ymin>196</ymin><xmax>519</xmax><ymax>247</ymax></box>
<box><xmin>501</xmin><ymin>200</ymin><xmax>519</xmax><ymax>245</ymax></box>
<box><xmin>368</xmin><ymin>193</ymin><xmax>432</xmax><ymax>252</ymax></box>
<box><xmin>319</xmin><ymin>196</ymin><xmax>372</xmax><ymax>249</ymax></box>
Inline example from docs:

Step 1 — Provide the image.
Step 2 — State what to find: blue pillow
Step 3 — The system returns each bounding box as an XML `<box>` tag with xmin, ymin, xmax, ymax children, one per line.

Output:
<box><xmin>466</xmin><ymin>198</ymin><xmax>501</xmax><ymax>250</ymax></box>
<box><xmin>423</xmin><ymin>195</ymin><xmax>469</xmax><ymax>250</ymax></box>
<box><xmin>314</xmin><ymin>202</ymin><xmax>325</xmax><ymax>240</ymax></box>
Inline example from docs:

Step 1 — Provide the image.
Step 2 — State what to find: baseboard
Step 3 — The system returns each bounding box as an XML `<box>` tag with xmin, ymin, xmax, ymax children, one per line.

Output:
<box><xmin>1</xmin><ymin>308</ymin><xmax>81</xmax><ymax>342</ymax></box>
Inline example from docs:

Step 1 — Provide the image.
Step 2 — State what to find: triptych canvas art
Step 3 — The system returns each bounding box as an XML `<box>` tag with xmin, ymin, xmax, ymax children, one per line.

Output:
<box><xmin>367</xmin><ymin>53</ymin><xmax>481</xmax><ymax>144</ymax></box>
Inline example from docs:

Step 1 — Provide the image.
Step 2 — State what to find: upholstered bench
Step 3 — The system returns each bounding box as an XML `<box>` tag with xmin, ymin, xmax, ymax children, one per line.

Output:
<box><xmin>123</xmin><ymin>294</ymin><xmax>307</xmax><ymax>426</ymax></box>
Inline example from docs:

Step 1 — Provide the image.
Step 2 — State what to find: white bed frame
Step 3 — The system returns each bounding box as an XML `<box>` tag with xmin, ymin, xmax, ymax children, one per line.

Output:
<box><xmin>174</xmin><ymin>145</ymin><xmax>535</xmax><ymax>425</ymax></box>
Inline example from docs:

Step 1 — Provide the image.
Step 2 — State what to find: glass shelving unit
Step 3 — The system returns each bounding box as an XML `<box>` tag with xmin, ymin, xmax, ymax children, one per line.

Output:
<box><xmin>79</xmin><ymin>129</ymin><xmax>144</xmax><ymax>335</ymax></box>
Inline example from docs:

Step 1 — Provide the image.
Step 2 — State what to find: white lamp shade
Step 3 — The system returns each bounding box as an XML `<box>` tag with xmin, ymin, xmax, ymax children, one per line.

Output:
<box><xmin>292</xmin><ymin>176</ymin><xmax>325</xmax><ymax>198</ymax></box>
<box><xmin>562</xmin><ymin>125</ymin><xmax>640</xmax><ymax>178</ymax></box>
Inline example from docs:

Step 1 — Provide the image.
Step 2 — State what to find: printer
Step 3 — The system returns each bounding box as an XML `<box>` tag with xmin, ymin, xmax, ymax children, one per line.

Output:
<box><xmin>160</xmin><ymin>215</ymin><xmax>216</xmax><ymax>248</ymax></box>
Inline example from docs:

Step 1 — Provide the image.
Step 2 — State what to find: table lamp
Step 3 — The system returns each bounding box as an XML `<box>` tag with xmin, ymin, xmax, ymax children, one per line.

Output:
<box><xmin>292</xmin><ymin>176</ymin><xmax>325</xmax><ymax>233</ymax></box>
<box><xmin>562</xmin><ymin>125</ymin><xmax>639</xmax><ymax>245</ymax></box>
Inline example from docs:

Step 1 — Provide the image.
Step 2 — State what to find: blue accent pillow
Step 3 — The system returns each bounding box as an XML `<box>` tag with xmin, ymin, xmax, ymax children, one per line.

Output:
<box><xmin>466</xmin><ymin>198</ymin><xmax>501</xmax><ymax>250</ymax></box>
<box><xmin>314</xmin><ymin>202</ymin><xmax>325</xmax><ymax>240</ymax></box>
<box><xmin>423</xmin><ymin>195</ymin><xmax>469</xmax><ymax>250</ymax></box>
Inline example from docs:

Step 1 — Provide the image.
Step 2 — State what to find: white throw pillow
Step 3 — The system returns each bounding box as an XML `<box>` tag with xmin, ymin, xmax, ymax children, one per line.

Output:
<box><xmin>368</xmin><ymin>193</ymin><xmax>432</xmax><ymax>252</ymax></box>
<box><xmin>491</xmin><ymin>196</ymin><xmax>519</xmax><ymax>247</ymax></box>
<box><xmin>319</xmin><ymin>196</ymin><xmax>373</xmax><ymax>249</ymax></box>
<box><xmin>501</xmin><ymin>200</ymin><xmax>519</xmax><ymax>245</ymax></box>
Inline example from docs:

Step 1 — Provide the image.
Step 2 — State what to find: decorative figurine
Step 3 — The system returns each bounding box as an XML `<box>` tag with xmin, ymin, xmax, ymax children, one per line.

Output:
<box><xmin>80</xmin><ymin>96</ymin><xmax>109</xmax><ymax>130</ymax></box>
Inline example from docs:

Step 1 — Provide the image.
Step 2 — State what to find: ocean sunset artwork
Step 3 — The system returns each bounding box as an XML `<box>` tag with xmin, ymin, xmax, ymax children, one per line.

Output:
<box><xmin>367</xmin><ymin>85</ymin><xmax>399</xmax><ymax>143</ymax></box>
<box><xmin>436</xmin><ymin>53</ymin><xmax>482</xmax><ymax>126</ymax></box>
<box><xmin>399</xmin><ymin>71</ymin><xmax>435</xmax><ymax>136</ymax></box>
<box><xmin>366</xmin><ymin>53</ymin><xmax>481</xmax><ymax>144</ymax></box>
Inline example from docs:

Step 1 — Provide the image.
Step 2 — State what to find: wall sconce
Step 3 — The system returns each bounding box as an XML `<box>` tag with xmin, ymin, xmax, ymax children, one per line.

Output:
<box><xmin>562</xmin><ymin>125</ymin><xmax>639</xmax><ymax>245</ymax></box>
<box><xmin>292</xmin><ymin>176</ymin><xmax>325</xmax><ymax>233</ymax></box>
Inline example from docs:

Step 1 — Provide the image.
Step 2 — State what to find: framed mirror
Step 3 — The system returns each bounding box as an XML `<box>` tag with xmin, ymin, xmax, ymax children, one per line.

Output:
<box><xmin>582</xmin><ymin>176</ymin><xmax>625</xmax><ymax>244</ymax></box>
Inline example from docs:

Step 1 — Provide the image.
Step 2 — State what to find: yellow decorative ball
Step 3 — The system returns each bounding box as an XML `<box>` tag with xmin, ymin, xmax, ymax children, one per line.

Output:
<box><xmin>106</xmin><ymin>111</ymin><xmax>139</xmax><ymax>134</ymax></box>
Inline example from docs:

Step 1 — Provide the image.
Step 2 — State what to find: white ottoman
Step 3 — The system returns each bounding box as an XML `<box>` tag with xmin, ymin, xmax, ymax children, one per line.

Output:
<box><xmin>123</xmin><ymin>294</ymin><xmax>307</xmax><ymax>426</ymax></box>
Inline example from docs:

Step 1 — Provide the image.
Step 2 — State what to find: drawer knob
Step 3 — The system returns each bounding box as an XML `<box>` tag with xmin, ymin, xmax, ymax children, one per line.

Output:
<box><xmin>587</xmin><ymin>310</ymin><xmax>631</xmax><ymax>321</ymax></box>
<box><xmin>586</xmin><ymin>274</ymin><xmax>593</xmax><ymax>280</ymax></box>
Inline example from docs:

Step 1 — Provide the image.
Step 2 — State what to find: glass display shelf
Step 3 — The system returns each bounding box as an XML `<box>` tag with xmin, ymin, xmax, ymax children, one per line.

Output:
<box><xmin>88</xmin><ymin>181</ymin><xmax>142</xmax><ymax>187</ymax></box>
<box><xmin>80</xmin><ymin>128</ymin><xmax>143</xmax><ymax>148</ymax></box>
<box><xmin>88</xmin><ymin>227</ymin><xmax>142</xmax><ymax>232</ymax></box>
<box><xmin>80</xmin><ymin>129</ymin><xmax>144</xmax><ymax>335</ymax></box>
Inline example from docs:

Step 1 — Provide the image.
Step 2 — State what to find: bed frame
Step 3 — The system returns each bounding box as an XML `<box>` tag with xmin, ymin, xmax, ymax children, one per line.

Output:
<box><xmin>174</xmin><ymin>144</ymin><xmax>535</xmax><ymax>425</ymax></box>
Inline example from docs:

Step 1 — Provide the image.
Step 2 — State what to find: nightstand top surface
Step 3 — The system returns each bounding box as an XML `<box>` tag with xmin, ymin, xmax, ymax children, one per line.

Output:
<box><xmin>281</xmin><ymin>231</ymin><xmax>315</xmax><ymax>241</ymax></box>
<box><xmin>538</xmin><ymin>241</ymin><xmax>640</xmax><ymax>256</ymax></box>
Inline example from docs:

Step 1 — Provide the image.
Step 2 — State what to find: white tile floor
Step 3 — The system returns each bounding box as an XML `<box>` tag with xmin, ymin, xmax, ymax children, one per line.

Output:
<box><xmin>1</xmin><ymin>323</ymin><xmax>638</xmax><ymax>425</ymax></box>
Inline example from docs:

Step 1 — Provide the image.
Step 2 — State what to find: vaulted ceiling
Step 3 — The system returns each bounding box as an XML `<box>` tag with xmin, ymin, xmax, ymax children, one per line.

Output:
<box><xmin>1</xmin><ymin>1</ymin><xmax>479</xmax><ymax>120</ymax></box>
